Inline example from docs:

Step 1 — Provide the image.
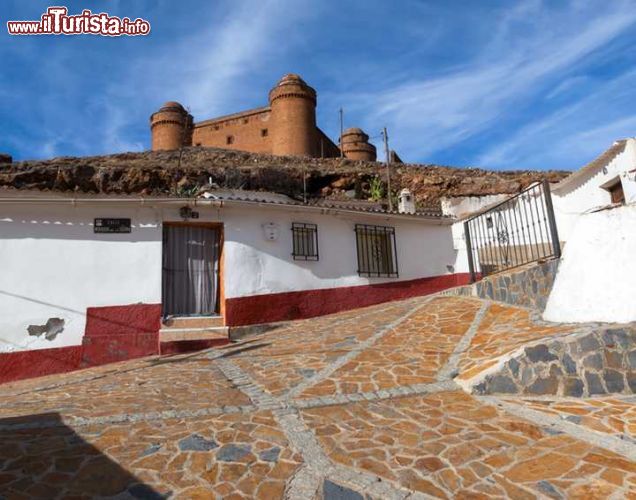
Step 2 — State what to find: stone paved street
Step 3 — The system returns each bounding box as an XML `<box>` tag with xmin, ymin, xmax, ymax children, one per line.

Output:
<box><xmin>298</xmin><ymin>298</ymin><xmax>482</xmax><ymax>398</ymax></box>
<box><xmin>504</xmin><ymin>396</ymin><xmax>636</xmax><ymax>440</ymax></box>
<box><xmin>0</xmin><ymin>295</ymin><xmax>635</xmax><ymax>499</ymax></box>
<box><xmin>302</xmin><ymin>391</ymin><xmax>636</xmax><ymax>498</ymax></box>
<box><xmin>455</xmin><ymin>303</ymin><xmax>572</xmax><ymax>383</ymax></box>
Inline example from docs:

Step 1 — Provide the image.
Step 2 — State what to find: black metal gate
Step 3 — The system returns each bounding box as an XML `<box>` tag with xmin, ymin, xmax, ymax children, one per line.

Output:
<box><xmin>464</xmin><ymin>180</ymin><xmax>561</xmax><ymax>282</ymax></box>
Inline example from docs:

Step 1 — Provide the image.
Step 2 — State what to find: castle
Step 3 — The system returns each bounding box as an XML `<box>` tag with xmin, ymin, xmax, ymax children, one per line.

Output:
<box><xmin>150</xmin><ymin>73</ymin><xmax>378</xmax><ymax>161</ymax></box>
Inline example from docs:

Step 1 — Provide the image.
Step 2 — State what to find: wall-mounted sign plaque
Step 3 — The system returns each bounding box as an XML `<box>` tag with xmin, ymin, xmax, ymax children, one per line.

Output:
<box><xmin>94</xmin><ymin>218</ymin><xmax>131</xmax><ymax>233</ymax></box>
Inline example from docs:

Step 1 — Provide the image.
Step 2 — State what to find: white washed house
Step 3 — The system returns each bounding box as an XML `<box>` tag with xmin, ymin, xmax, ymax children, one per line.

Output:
<box><xmin>0</xmin><ymin>188</ymin><xmax>469</xmax><ymax>382</ymax></box>
<box><xmin>443</xmin><ymin>138</ymin><xmax>636</xmax><ymax>243</ymax></box>
<box><xmin>550</xmin><ymin>138</ymin><xmax>636</xmax><ymax>241</ymax></box>
<box><xmin>442</xmin><ymin>139</ymin><xmax>636</xmax><ymax>274</ymax></box>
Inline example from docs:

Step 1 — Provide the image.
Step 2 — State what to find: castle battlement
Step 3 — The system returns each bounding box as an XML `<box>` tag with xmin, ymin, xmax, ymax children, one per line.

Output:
<box><xmin>149</xmin><ymin>74</ymin><xmax>376</xmax><ymax>161</ymax></box>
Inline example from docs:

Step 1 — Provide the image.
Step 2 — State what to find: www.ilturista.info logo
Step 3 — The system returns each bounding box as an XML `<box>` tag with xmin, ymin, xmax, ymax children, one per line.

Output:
<box><xmin>7</xmin><ymin>7</ymin><xmax>151</xmax><ymax>36</ymax></box>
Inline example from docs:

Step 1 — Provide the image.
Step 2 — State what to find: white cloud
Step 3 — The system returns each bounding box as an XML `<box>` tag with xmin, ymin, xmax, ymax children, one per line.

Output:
<box><xmin>342</xmin><ymin>0</ymin><xmax>636</xmax><ymax>164</ymax></box>
<box><xmin>545</xmin><ymin>76</ymin><xmax>591</xmax><ymax>100</ymax></box>
<box><xmin>99</xmin><ymin>0</ymin><xmax>315</xmax><ymax>153</ymax></box>
<box><xmin>477</xmin><ymin>68</ymin><xmax>636</xmax><ymax>169</ymax></box>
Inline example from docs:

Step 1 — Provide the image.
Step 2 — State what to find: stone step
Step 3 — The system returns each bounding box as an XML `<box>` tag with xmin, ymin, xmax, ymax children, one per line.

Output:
<box><xmin>160</xmin><ymin>327</ymin><xmax>228</xmax><ymax>342</ymax></box>
<box><xmin>162</xmin><ymin>315</ymin><xmax>224</xmax><ymax>329</ymax></box>
<box><xmin>159</xmin><ymin>335</ymin><xmax>231</xmax><ymax>355</ymax></box>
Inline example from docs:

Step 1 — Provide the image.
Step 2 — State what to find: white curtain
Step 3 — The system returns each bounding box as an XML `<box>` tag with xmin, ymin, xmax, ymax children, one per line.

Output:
<box><xmin>162</xmin><ymin>226</ymin><xmax>219</xmax><ymax>316</ymax></box>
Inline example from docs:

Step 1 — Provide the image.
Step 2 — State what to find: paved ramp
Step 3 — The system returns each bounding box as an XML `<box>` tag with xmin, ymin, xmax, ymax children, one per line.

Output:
<box><xmin>0</xmin><ymin>295</ymin><xmax>635</xmax><ymax>498</ymax></box>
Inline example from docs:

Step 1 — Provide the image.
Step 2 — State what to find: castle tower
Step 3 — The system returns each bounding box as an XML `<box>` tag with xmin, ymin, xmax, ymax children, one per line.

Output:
<box><xmin>150</xmin><ymin>101</ymin><xmax>193</xmax><ymax>151</ymax></box>
<box><xmin>268</xmin><ymin>74</ymin><xmax>317</xmax><ymax>157</ymax></box>
<box><xmin>340</xmin><ymin>128</ymin><xmax>377</xmax><ymax>161</ymax></box>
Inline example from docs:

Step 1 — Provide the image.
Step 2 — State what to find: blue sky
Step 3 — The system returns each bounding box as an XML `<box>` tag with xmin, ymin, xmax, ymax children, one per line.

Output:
<box><xmin>2</xmin><ymin>0</ymin><xmax>636</xmax><ymax>170</ymax></box>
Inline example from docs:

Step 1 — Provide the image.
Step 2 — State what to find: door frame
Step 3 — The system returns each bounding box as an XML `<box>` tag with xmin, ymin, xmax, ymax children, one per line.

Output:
<box><xmin>162</xmin><ymin>221</ymin><xmax>225</xmax><ymax>322</ymax></box>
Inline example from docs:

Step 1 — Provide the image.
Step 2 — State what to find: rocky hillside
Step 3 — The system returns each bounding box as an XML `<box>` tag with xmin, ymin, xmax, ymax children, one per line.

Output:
<box><xmin>0</xmin><ymin>147</ymin><xmax>569</xmax><ymax>209</ymax></box>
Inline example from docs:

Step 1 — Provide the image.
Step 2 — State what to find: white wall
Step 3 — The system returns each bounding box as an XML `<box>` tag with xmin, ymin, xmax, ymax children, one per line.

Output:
<box><xmin>443</xmin><ymin>139</ymin><xmax>636</xmax><ymax>254</ymax></box>
<box><xmin>1</xmin><ymin>200</ymin><xmax>458</xmax><ymax>352</ymax></box>
<box><xmin>552</xmin><ymin>138</ymin><xmax>636</xmax><ymax>241</ymax></box>
<box><xmin>445</xmin><ymin>186</ymin><xmax>558</xmax><ymax>276</ymax></box>
<box><xmin>543</xmin><ymin>204</ymin><xmax>636</xmax><ymax>323</ymax></box>
<box><xmin>161</xmin><ymin>205</ymin><xmax>458</xmax><ymax>299</ymax></box>
<box><xmin>441</xmin><ymin>194</ymin><xmax>510</xmax><ymax>219</ymax></box>
<box><xmin>0</xmin><ymin>205</ymin><xmax>162</xmax><ymax>352</ymax></box>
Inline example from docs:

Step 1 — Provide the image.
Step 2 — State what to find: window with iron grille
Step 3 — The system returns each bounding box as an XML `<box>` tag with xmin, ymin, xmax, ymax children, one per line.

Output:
<box><xmin>354</xmin><ymin>224</ymin><xmax>398</xmax><ymax>278</ymax></box>
<box><xmin>291</xmin><ymin>223</ymin><xmax>319</xmax><ymax>261</ymax></box>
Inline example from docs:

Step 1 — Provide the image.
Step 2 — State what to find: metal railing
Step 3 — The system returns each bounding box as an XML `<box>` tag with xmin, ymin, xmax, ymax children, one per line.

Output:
<box><xmin>464</xmin><ymin>180</ymin><xmax>561</xmax><ymax>282</ymax></box>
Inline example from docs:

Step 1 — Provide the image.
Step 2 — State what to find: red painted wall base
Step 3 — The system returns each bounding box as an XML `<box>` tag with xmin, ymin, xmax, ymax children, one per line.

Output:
<box><xmin>0</xmin><ymin>273</ymin><xmax>471</xmax><ymax>384</ymax></box>
<box><xmin>81</xmin><ymin>303</ymin><xmax>162</xmax><ymax>367</ymax></box>
<box><xmin>0</xmin><ymin>346</ymin><xmax>84</xmax><ymax>385</ymax></box>
<box><xmin>225</xmin><ymin>273</ymin><xmax>472</xmax><ymax>326</ymax></box>
<box><xmin>0</xmin><ymin>303</ymin><xmax>162</xmax><ymax>385</ymax></box>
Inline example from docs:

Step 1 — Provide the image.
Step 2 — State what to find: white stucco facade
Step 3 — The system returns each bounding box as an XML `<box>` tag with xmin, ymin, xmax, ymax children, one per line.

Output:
<box><xmin>0</xmin><ymin>203</ymin><xmax>162</xmax><ymax>352</ymax></box>
<box><xmin>441</xmin><ymin>194</ymin><xmax>510</xmax><ymax>220</ymax></box>
<box><xmin>442</xmin><ymin>138</ymin><xmax>636</xmax><ymax>248</ymax></box>
<box><xmin>442</xmin><ymin>139</ymin><xmax>636</xmax><ymax>285</ymax></box>
<box><xmin>543</xmin><ymin>204</ymin><xmax>636</xmax><ymax>323</ymax></box>
<box><xmin>217</xmin><ymin>205</ymin><xmax>456</xmax><ymax>299</ymax></box>
<box><xmin>0</xmin><ymin>195</ymin><xmax>459</xmax><ymax>352</ymax></box>
<box><xmin>551</xmin><ymin>138</ymin><xmax>636</xmax><ymax>241</ymax></box>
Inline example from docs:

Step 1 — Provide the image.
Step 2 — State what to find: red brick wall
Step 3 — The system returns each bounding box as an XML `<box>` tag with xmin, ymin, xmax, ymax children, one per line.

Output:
<box><xmin>270</xmin><ymin>95</ymin><xmax>316</xmax><ymax>157</ymax></box>
<box><xmin>192</xmin><ymin>109</ymin><xmax>273</xmax><ymax>154</ymax></box>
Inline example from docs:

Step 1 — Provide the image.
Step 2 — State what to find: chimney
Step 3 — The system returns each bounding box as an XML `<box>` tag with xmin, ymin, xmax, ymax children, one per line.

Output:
<box><xmin>398</xmin><ymin>188</ymin><xmax>416</xmax><ymax>214</ymax></box>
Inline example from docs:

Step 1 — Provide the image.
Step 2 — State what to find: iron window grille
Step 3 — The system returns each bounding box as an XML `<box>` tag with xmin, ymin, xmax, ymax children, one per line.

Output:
<box><xmin>354</xmin><ymin>224</ymin><xmax>398</xmax><ymax>278</ymax></box>
<box><xmin>291</xmin><ymin>223</ymin><xmax>319</xmax><ymax>261</ymax></box>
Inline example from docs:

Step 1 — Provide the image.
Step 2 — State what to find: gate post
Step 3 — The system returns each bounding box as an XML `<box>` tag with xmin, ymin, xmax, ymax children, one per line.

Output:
<box><xmin>464</xmin><ymin>221</ymin><xmax>476</xmax><ymax>283</ymax></box>
<box><xmin>542</xmin><ymin>179</ymin><xmax>561</xmax><ymax>259</ymax></box>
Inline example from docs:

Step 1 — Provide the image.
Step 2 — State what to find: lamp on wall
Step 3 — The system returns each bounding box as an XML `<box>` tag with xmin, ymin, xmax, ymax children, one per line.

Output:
<box><xmin>179</xmin><ymin>206</ymin><xmax>199</xmax><ymax>220</ymax></box>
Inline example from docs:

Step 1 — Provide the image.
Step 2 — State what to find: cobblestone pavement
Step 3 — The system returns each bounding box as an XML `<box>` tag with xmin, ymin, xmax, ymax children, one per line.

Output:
<box><xmin>0</xmin><ymin>411</ymin><xmax>302</xmax><ymax>499</ymax></box>
<box><xmin>297</xmin><ymin>298</ymin><xmax>482</xmax><ymax>398</ymax></box>
<box><xmin>502</xmin><ymin>396</ymin><xmax>636</xmax><ymax>440</ymax></box>
<box><xmin>0</xmin><ymin>295</ymin><xmax>635</xmax><ymax>499</ymax></box>
<box><xmin>0</xmin><ymin>357</ymin><xmax>251</xmax><ymax>423</ymax></box>
<box><xmin>231</xmin><ymin>299</ymin><xmax>419</xmax><ymax>397</ymax></box>
<box><xmin>302</xmin><ymin>391</ymin><xmax>636</xmax><ymax>498</ymax></box>
<box><xmin>456</xmin><ymin>302</ymin><xmax>572</xmax><ymax>382</ymax></box>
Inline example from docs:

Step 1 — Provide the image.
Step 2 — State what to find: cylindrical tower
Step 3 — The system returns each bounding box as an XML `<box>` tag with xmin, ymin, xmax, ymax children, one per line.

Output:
<box><xmin>341</xmin><ymin>127</ymin><xmax>377</xmax><ymax>161</ymax></box>
<box><xmin>150</xmin><ymin>101</ymin><xmax>192</xmax><ymax>151</ymax></box>
<box><xmin>268</xmin><ymin>74</ymin><xmax>317</xmax><ymax>157</ymax></box>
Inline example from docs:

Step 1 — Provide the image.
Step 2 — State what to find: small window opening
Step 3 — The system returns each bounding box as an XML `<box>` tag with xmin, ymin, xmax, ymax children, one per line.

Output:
<box><xmin>354</xmin><ymin>224</ymin><xmax>398</xmax><ymax>278</ymax></box>
<box><xmin>261</xmin><ymin>128</ymin><xmax>268</xmax><ymax>137</ymax></box>
<box><xmin>226</xmin><ymin>135</ymin><xmax>234</xmax><ymax>145</ymax></box>
<box><xmin>608</xmin><ymin>181</ymin><xmax>625</xmax><ymax>204</ymax></box>
<box><xmin>291</xmin><ymin>223</ymin><xmax>318</xmax><ymax>261</ymax></box>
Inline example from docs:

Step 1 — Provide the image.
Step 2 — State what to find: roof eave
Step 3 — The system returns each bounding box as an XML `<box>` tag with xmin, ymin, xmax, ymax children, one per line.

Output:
<box><xmin>0</xmin><ymin>195</ymin><xmax>454</xmax><ymax>224</ymax></box>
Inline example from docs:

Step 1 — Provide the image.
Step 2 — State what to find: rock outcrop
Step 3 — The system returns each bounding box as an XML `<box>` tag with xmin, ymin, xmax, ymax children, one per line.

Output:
<box><xmin>0</xmin><ymin>147</ymin><xmax>569</xmax><ymax>209</ymax></box>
